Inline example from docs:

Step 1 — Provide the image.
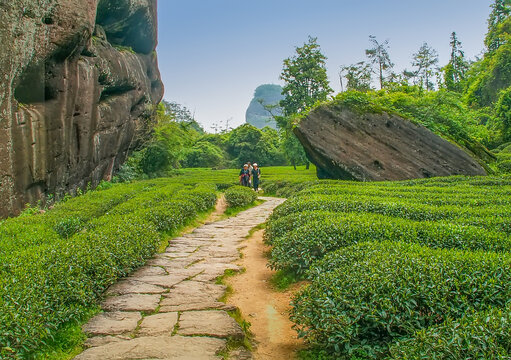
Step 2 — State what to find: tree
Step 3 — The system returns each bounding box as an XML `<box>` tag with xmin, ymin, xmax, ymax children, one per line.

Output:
<box><xmin>486</xmin><ymin>0</ymin><xmax>511</xmax><ymax>53</ymax></box>
<box><xmin>365</xmin><ymin>35</ymin><xmax>394</xmax><ymax>89</ymax></box>
<box><xmin>412</xmin><ymin>43</ymin><xmax>439</xmax><ymax>91</ymax></box>
<box><xmin>280</xmin><ymin>36</ymin><xmax>332</xmax><ymax>116</ymax></box>
<box><xmin>443</xmin><ymin>32</ymin><xmax>469</xmax><ymax>92</ymax></box>
<box><xmin>340</xmin><ymin>62</ymin><xmax>372</xmax><ymax>92</ymax></box>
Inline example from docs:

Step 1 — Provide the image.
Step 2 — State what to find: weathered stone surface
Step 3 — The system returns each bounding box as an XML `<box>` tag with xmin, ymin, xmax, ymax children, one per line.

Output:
<box><xmin>102</xmin><ymin>294</ymin><xmax>160</xmax><ymax>312</ymax></box>
<box><xmin>75</xmin><ymin>198</ymin><xmax>286</xmax><ymax>359</ymax></box>
<box><xmin>178</xmin><ymin>311</ymin><xmax>244</xmax><ymax>339</ymax></box>
<box><xmin>74</xmin><ymin>335</ymin><xmax>226</xmax><ymax>360</ymax></box>
<box><xmin>294</xmin><ymin>106</ymin><xmax>487</xmax><ymax>181</ymax></box>
<box><xmin>0</xmin><ymin>0</ymin><xmax>163</xmax><ymax>217</ymax></box>
<box><xmin>138</xmin><ymin>312</ymin><xmax>178</xmax><ymax>336</ymax></box>
<box><xmin>83</xmin><ymin>311</ymin><xmax>141</xmax><ymax>336</ymax></box>
<box><xmin>134</xmin><ymin>273</ymin><xmax>197</xmax><ymax>288</ymax></box>
<box><xmin>105</xmin><ymin>279</ymin><xmax>167</xmax><ymax>296</ymax></box>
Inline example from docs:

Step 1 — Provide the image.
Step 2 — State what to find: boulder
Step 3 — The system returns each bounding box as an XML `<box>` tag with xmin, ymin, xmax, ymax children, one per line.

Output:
<box><xmin>0</xmin><ymin>0</ymin><xmax>163</xmax><ymax>217</ymax></box>
<box><xmin>294</xmin><ymin>104</ymin><xmax>487</xmax><ymax>181</ymax></box>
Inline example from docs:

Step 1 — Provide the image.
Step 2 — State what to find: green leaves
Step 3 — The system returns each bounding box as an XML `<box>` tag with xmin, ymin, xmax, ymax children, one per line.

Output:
<box><xmin>265</xmin><ymin>174</ymin><xmax>511</xmax><ymax>358</ymax></box>
<box><xmin>225</xmin><ymin>186</ymin><xmax>257</xmax><ymax>208</ymax></box>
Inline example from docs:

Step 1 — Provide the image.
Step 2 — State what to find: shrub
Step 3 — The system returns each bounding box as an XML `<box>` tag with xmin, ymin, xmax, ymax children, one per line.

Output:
<box><xmin>0</xmin><ymin>177</ymin><xmax>218</xmax><ymax>358</ymax></box>
<box><xmin>54</xmin><ymin>216</ymin><xmax>83</xmax><ymax>239</ymax></box>
<box><xmin>389</xmin><ymin>306</ymin><xmax>511</xmax><ymax>359</ymax></box>
<box><xmin>292</xmin><ymin>241</ymin><xmax>511</xmax><ymax>358</ymax></box>
<box><xmin>225</xmin><ymin>186</ymin><xmax>258</xmax><ymax>208</ymax></box>
<box><xmin>269</xmin><ymin>213</ymin><xmax>511</xmax><ymax>275</ymax></box>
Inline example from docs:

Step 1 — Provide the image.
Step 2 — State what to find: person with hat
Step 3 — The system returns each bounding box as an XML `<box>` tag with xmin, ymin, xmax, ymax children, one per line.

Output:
<box><xmin>239</xmin><ymin>164</ymin><xmax>250</xmax><ymax>187</ymax></box>
<box><xmin>251</xmin><ymin>163</ymin><xmax>261</xmax><ymax>191</ymax></box>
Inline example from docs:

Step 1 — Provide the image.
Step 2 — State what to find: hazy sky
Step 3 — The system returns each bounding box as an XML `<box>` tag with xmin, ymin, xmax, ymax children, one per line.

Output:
<box><xmin>157</xmin><ymin>0</ymin><xmax>492</xmax><ymax>132</ymax></box>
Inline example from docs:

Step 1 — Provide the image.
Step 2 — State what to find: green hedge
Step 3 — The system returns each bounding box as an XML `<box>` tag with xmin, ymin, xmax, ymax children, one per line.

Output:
<box><xmin>0</xmin><ymin>180</ymin><xmax>218</xmax><ymax>358</ymax></box>
<box><xmin>224</xmin><ymin>186</ymin><xmax>258</xmax><ymax>208</ymax></box>
<box><xmin>389</xmin><ymin>306</ymin><xmax>511</xmax><ymax>359</ymax></box>
<box><xmin>291</xmin><ymin>241</ymin><xmax>511</xmax><ymax>358</ymax></box>
<box><xmin>268</xmin><ymin>213</ymin><xmax>511</xmax><ymax>275</ymax></box>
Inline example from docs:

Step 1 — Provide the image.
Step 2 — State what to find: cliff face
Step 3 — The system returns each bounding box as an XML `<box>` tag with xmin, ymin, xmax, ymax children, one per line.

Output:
<box><xmin>0</xmin><ymin>0</ymin><xmax>163</xmax><ymax>217</ymax></box>
<box><xmin>294</xmin><ymin>104</ymin><xmax>487</xmax><ymax>181</ymax></box>
<box><xmin>245</xmin><ymin>84</ymin><xmax>284</xmax><ymax>129</ymax></box>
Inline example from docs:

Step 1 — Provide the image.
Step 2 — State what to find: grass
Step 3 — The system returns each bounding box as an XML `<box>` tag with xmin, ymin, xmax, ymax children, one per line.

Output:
<box><xmin>270</xmin><ymin>269</ymin><xmax>302</xmax><ymax>291</ymax></box>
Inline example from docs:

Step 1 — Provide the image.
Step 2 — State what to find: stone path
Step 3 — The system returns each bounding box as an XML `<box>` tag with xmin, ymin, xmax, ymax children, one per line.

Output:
<box><xmin>75</xmin><ymin>197</ymin><xmax>285</xmax><ymax>360</ymax></box>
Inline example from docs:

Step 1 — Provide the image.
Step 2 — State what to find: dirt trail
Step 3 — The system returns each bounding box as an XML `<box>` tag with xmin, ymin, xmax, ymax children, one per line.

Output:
<box><xmin>227</xmin><ymin>229</ymin><xmax>305</xmax><ymax>359</ymax></box>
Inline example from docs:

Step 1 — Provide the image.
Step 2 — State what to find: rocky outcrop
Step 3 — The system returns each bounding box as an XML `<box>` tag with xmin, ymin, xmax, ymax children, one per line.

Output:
<box><xmin>0</xmin><ymin>0</ymin><xmax>163</xmax><ymax>217</ymax></box>
<box><xmin>246</xmin><ymin>84</ymin><xmax>283</xmax><ymax>129</ymax></box>
<box><xmin>294</xmin><ymin>104</ymin><xmax>487</xmax><ymax>181</ymax></box>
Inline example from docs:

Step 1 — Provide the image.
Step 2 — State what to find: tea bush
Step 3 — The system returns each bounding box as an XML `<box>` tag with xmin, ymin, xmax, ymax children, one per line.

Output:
<box><xmin>225</xmin><ymin>186</ymin><xmax>258</xmax><ymax>208</ymax></box>
<box><xmin>269</xmin><ymin>214</ymin><xmax>511</xmax><ymax>275</ymax></box>
<box><xmin>0</xmin><ymin>177</ymin><xmax>218</xmax><ymax>358</ymax></box>
<box><xmin>292</xmin><ymin>241</ymin><xmax>511</xmax><ymax>358</ymax></box>
<box><xmin>389</xmin><ymin>306</ymin><xmax>511</xmax><ymax>359</ymax></box>
<box><xmin>265</xmin><ymin>174</ymin><xmax>511</xmax><ymax>358</ymax></box>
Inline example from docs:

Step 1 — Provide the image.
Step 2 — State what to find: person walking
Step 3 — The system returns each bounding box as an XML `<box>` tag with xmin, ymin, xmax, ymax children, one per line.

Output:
<box><xmin>252</xmin><ymin>163</ymin><xmax>261</xmax><ymax>191</ymax></box>
<box><xmin>239</xmin><ymin>164</ymin><xmax>250</xmax><ymax>187</ymax></box>
<box><xmin>247</xmin><ymin>162</ymin><xmax>254</xmax><ymax>186</ymax></box>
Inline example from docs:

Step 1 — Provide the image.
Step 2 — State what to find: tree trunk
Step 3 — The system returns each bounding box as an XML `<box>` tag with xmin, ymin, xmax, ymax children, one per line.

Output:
<box><xmin>306</xmin><ymin>162</ymin><xmax>310</xmax><ymax>170</ymax></box>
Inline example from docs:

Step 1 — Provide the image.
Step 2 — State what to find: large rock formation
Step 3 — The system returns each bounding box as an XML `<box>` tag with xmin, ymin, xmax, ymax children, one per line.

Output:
<box><xmin>246</xmin><ymin>84</ymin><xmax>284</xmax><ymax>129</ymax></box>
<box><xmin>0</xmin><ymin>0</ymin><xmax>163</xmax><ymax>217</ymax></box>
<box><xmin>294</xmin><ymin>104</ymin><xmax>487</xmax><ymax>181</ymax></box>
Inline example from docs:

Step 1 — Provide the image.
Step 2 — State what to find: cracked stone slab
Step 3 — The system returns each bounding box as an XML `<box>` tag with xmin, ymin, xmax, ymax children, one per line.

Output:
<box><xmin>133</xmin><ymin>274</ymin><xmax>192</xmax><ymax>288</ymax></box>
<box><xmin>178</xmin><ymin>310</ymin><xmax>244</xmax><ymax>339</ymax></box>
<box><xmin>160</xmin><ymin>281</ymin><xmax>225</xmax><ymax>304</ymax></box>
<box><xmin>74</xmin><ymin>335</ymin><xmax>226</xmax><ymax>360</ymax></box>
<box><xmin>102</xmin><ymin>294</ymin><xmax>160</xmax><ymax>312</ymax></box>
<box><xmin>84</xmin><ymin>335</ymin><xmax>129</xmax><ymax>348</ymax></box>
<box><xmin>83</xmin><ymin>312</ymin><xmax>142</xmax><ymax>336</ymax></box>
<box><xmin>130</xmin><ymin>266</ymin><xmax>167</xmax><ymax>277</ymax></box>
<box><xmin>159</xmin><ymin>301</ymin><xmax>237</xmax><ymax>313</ymax></box>
<box><xmin>138</xmin><ymin>312</ymin><xmax>178</xmax><ymax>336</ymax></box>
<box><xmin>105</xmin><ymin>280</ymin><xmax>167</xmax><ymax>296</ymax></box>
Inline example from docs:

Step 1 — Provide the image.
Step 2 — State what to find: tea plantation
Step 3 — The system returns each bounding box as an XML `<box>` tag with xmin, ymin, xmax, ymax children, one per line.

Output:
<box><xmin>265</xmin><ymin>175</ymin><xmax>511</xmax><ymax>359</ymax></box>
<box><xmin>0</xmin><ymin>166</ymin><xmax>314</xmax><ymax>358</ymax></box>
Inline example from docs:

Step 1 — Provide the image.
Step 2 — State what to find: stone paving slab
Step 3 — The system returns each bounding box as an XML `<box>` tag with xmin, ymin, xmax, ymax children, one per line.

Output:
<box><xmin>178</xmin><ymin>310</ymin><xmax>244</xmax><ymax>339</ymax></box>
<box><xmin>138</xmin><ymin>312</ymin><xmax>179</xmax><ymax>336</ymax></box>
<box><xmin>83</xmin><ymin>312</ymin><xmax>142</xmax><ymax>336</ymax></box>
<box><xmin>75</xmin><ymin>335</ymin><xmax>226</xmax><ymax>360</ymax></box>
<box><xmin>76</xmin><ymin>196</ymin><xmax>285</xmax><ymax>360</ymax></box>
<box><xmin>102</xmin><ymin>294</ymin><xmax>161</xmax><ymax>312</ymax></box>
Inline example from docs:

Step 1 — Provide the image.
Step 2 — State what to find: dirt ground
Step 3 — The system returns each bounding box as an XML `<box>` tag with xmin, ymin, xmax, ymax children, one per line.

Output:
<box><xmin>227</xmin><ymin>230</ymin><xmax>304</xmax><ymax>360</ymax></box>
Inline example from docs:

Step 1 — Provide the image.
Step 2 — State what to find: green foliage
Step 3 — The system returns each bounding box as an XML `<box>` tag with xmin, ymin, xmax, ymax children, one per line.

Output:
<box><xmin>365</xmin><ymin>35</ymin><xmax>394</xmax><ymax>89</ymax></box>
<box><xmin>224</xmin><ymin>186</ymin><xmax>258</xmax><ymax>208</ymax></box>
<box><xmin>412</xmin><ymin>42</ymin><xmax>439</xmax><ymax>90</ymax></box>
<box><xmin>280</xmin><ymin>36</ymin><xmax>333</xmax><ymax>116</ymax></box>
<box><xmin>443</xmin><ymin>32</ymin><xmax>469</xmax><ymax>92</ymax></box>
<box><xmin>292</xmin><ymin>241</ymin><xmax>511</xmax><ymax>358</ymax></box>
<box><xmin>226</xmin><ymin>124</ymin><xmax>287</xmax><ymax>167</ymax></box>
<box><xmin>140</xmin><ymin>142</ymin><xmax>170</xmax><ymax>174</ymax></box>
<box><xmin>0</xmin><ymin>177</ymin><xmax>218</xmax><ymax>358</ymax></box>
<box><xmin>341</xmin><ymin>62</ymin><xmax>372</xmax><ymax>92</ymax></box>
<box><xmin>181</xmin><ymin>141</ymin><xmax>225</xmax><ymax>168</ymax></box>
<box><xmin>389</xmin><ymin>306</ymin><xmax>511</xmax><ymax>359</ymax></box>
<box><xmin>264</xmin><ymin>173</ymin><xmax>511</xmax><ymax>358</ymax></box>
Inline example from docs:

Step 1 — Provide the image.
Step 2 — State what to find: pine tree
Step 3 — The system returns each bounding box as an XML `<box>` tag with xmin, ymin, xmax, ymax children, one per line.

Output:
<box><xmin>443</xmin><ymin>32</ymin><xmax>468</xmax><ymax>92</ymax></box>
<box><xmin>486</xmin><ymin>0</ymin><xmax>511</xmax><ymax>53</ymax></box>
<box><xmin>412</xmin><ymin>43</ymin><xmax>439</xmax><ymax>91</ymax></box>
<box><xmin>365</xmin><ymin>36</ymin><xmax>394</xmax><ymax>89</ymax></box>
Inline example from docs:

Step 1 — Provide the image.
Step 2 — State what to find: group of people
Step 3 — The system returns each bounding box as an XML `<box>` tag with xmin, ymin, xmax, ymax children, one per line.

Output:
<box><xmin>239</xmin><ymin>162</ymin><xmax>261</xmax><ymax>191</ymax></box>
